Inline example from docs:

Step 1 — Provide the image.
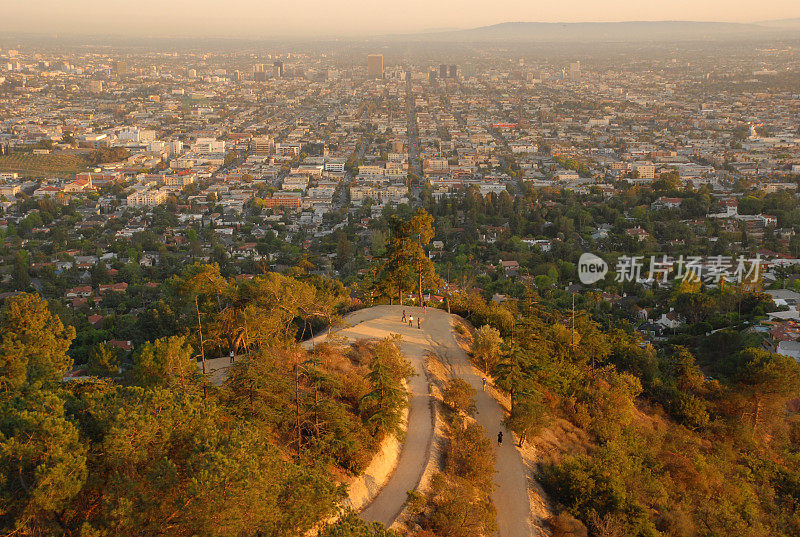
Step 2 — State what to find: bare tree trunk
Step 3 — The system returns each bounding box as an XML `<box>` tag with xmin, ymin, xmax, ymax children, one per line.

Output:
<box><xmin>418</xmin><ymin>269</ymin><xmax>423</xmax><ymax>307</ymax></box>
<box><xmin>195</xmin><ymin>296</ymin><xmax>206</xmax><ymax>375</ymax></box>
<box><xmin>418</xmin><ymin>232</ymin><xmax>424</xmax><ymax>306</ymax></box>
<box><xmin>314</xmin><ymin>387</ymin><xmax>320</xmax><ymax>438</ymax></box>
<box><xmin>753</xmin><ymin>396</ymin><xmax>763</xmax><ymax>439</ymax></box>
<box><xmin>295</xmin><ymin>363</ymin><xmax>302</xmax><ymax>451</ymax></box>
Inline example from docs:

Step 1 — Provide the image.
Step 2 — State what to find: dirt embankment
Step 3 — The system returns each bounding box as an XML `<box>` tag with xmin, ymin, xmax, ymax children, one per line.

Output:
<box><xmin>344</xmin><ymin>398</ymin><xmax>409</xmax><ymax>511</ymax></box>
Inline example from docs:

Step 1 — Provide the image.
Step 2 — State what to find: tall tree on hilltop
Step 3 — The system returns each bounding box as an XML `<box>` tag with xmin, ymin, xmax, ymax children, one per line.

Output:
<box><xmin>377</xmin><ymin>208</ymin><xmax>438</xmax><ymax>305</ymax></box>
<box><xmin>408</xmin><ymin>208</ymin><xmax>437</xmax><ymax>305</ymax></box>
<box><xmin>379</xmin><ymin>218</ymin><xmax>415</xmax><ymax>305</ymax></box>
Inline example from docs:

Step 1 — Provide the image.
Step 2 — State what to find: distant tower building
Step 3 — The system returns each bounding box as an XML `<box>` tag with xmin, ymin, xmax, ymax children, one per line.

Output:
<box><xmin>448</xmin><ymin>64</ymin><xmax>458</xmax><ymax>79</ymax></box>
<box><xmin>254</xmin><ymin>64</ymin><xmax>267</xmax><ymax>81</ymax></box>
<box><xmin>273</xmin><ymin>61</ymin><xmax>284</xmax><ymax>78</ymax></box>
<box><xmin>569</xmin><ymin>61</ymin><xmax>581</xmax><ymax>81</ymax></box>
<box><xmin>169</xmin><ymin>140</ymin><xmax>183</xmax><ymax>156</ymax></box>
<box><xmin>439</xmin><ymin>64</ymin><xmax>448</xmax><ymax>78</ymax></box>
<box><xmin>114</xmin><ymin>60</ymin><xmax>129</xmax><ymax>76</ymax></box>
<box><xmin>367</xmin><ymin>54</ymin><xmax>384</xmax><ymax>78</ymax></box>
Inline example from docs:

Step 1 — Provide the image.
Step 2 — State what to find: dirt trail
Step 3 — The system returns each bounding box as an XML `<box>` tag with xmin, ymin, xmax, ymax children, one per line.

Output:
<box><xmin>312</xmin><ymin>306</ymin><xmax>535</xmax><ymax>535</ymax></box>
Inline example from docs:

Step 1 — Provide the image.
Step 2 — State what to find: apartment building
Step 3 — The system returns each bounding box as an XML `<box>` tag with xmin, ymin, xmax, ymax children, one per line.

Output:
<box><xmin>127</xmin><ymin>188</ymin><xmax>169</xmax><ymax>207</ymax></box>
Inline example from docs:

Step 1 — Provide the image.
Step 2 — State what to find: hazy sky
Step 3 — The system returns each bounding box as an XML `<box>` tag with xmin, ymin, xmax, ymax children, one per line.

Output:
<box><xmin>3</xmin><ymin>0</ymin><xmax>799</xmax><ymax>38</ymax></box>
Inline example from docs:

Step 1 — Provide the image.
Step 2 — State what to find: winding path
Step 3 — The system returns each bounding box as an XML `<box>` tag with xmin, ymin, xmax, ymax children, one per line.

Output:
<box><xmin>201</xmin><ymin>305</ymin><xmax>534</xmax><ymax>533</ymax></box>
<box><xmin>311</xmin><ymin>305</ymin><xmax>533</xmax><ymax>535</ymax></box>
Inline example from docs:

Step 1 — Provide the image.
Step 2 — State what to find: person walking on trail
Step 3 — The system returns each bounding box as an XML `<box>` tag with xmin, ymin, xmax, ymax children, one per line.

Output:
<box><xmin>402</xmin><ymin>310</ymin><xmax>406</xmax><ymax>323</ymax></box>
<box><xmin>497</xmin><ymin>431</ymin><xmax>503</xmax><ymax>446</ymax></box>
<box><xmin>482</xmin><ymin>378</ymin><xmax>487</xmax><ymax>391</ymax></box>
<box><xmin>408</xmin><ymin>316</ymin><xmax>413</xmax><ymax>327</ymax></box>
<box><xmin>229</xmin><ymin>350</ymin><xmax>235</xmax><ymax>364</ymax></box>
<box><xmin>417</xmin><ymin>317</ymin><xmax>421</xmax><ymax>329</ymax></box>
<box><xmin>423</xmin><ymin>302</ymin><xmax>427</xmax><ymax>313</ymax></box>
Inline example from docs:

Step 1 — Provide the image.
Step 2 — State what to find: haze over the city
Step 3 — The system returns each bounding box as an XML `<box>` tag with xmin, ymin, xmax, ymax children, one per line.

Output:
<box><xmin>3</xmin><ymin>0</ymin><xmax>800</xmax><ymax>38</ymax></box>
<box><xmin>4</xmin><ymin>0</ymin><xmax>800</xmax><ymax>533</ymax></box>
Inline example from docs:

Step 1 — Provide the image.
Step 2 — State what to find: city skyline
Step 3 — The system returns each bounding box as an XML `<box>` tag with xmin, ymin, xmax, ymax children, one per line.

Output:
<box><xmin>3</xmin><ymin>0</ymin><xmax>800</xmax><ymax>38</ymax></box>
<box><xmin>2</xmin><ymin>14</ymin><xmax>800</xmax><ymax>536</ymax></box>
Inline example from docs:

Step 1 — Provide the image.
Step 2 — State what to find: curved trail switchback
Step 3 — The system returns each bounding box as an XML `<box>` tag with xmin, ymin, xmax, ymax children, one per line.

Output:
<box><xmin>310</xmin><ymin>305</ymin><xmax>533</xmax><ymax>535</ymax></box>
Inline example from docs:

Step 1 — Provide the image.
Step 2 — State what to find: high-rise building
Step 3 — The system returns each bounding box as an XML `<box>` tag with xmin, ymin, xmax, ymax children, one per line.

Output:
<box><xmin>251</xmin><ymin>136</ymin><xmax>274</xmax><ymax>155</ymax></box>
<box><xmin>448</xmin><ymin>65</ymin><xmax>458</xmax><ymax>79</ymax></box>
<box><xmin>439</xmin><ymin>64</ymin><xmax>448</xmax><ymax>78</ymax></box>
<box><xmin>569</xmin><ymin>61</ymin><xmax>581</xmax><ymax>81</ymax></box>
<box><xmin>114</xmin><ymin>60</ymin><xmax>129</xmax><ymax>76</ymax></box>
<box><xmin>273</xmin><ymin>61</ymin><xmax>284</xmax><ymax>78</ymax></box>
<box><xmin>367</xmin><ymin>54</ymin><xmax>384</xmax><ymax>78</ymax></box>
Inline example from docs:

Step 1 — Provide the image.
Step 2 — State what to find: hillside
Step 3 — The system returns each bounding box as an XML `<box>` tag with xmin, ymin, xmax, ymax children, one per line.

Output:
<box><xmin>412</xmin><ymin>20</ymin><xmax>782</xmax><ymax>42</ymax></box>
<box><xmin>759</xmin><ymin>17</ymin><xmax>800</xmax><ymax>29</ymax></box>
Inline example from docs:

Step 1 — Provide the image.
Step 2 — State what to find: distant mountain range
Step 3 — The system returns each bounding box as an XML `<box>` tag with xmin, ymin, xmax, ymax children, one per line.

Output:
<box><xmin>759</xmin><ymin>17</ymin><xmax>800</xmax><ymax>28</ymax></box>
<box><xmin>403</xmin><ymin>20</ymin><xmax>799</xmax><ymax>42</ymax></box>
